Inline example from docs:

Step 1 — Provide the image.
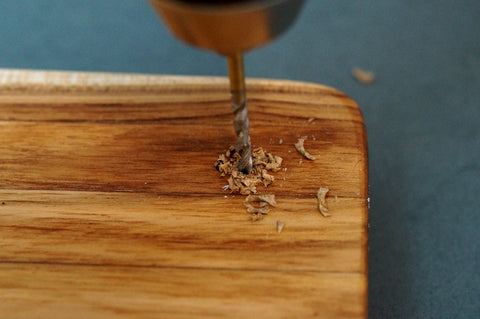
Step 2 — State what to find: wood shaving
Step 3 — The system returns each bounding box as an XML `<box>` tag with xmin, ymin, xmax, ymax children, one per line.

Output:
<box><xmin>352</xmin><ymin>67</ymin><xmax>375</xmax><ymax>84</ymax></box>
<box><xmin>261</xmin><ymin>170</ymin><xmax>275</xmax><ymax>187</ymax></box>
<box><xmin>244</xmin><ymin>202</ymin><xmax>270</xmax><ymax>214</ymax></box>
<box><xmin>276</xmin><ymin>220</ymin><xmax>285</xmax><ymax>233</ymax></box>
<box><xmin>243</xmin><ymin>202</ymin><xmax>270</xmax><ymax>222</ymax></box>
<box><xmin>245</xmin><ymin>194</ymin><xmax>277</xmax><ymax>207</ymax></box>
<box><xmin>216</xmin><ymin>146</ymin><xmax>282</xmax><ymax>195</ymax></box>
<box><xmin>294</xmin><ymin>136</ymin><xmax>316</xmax><ymax>160</ymax></box>
<box><xmin>317</xmin><ymin>187</ymin><xmax>331</xmax><ymax>217</ymax></box>
<box><xmin>244</xmin><ymin>195</ymin><xmax>276</xmax><ymax>221</ymax></box>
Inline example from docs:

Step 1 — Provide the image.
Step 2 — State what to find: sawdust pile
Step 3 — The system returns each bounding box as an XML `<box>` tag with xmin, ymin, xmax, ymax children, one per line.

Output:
<box><xmin>215</xmin><ymin>146</ymin><xmax>282</xmax><ymax>195</ymax></box>
<box><xmin>216</xmin><ymin>146</ymin><xmax>282</xmax><ymax>221</ymax></box>
<box><xmin>216</xmin><ymin>145</ymin><xmax>332</xmax><ymax>222</ymax></box>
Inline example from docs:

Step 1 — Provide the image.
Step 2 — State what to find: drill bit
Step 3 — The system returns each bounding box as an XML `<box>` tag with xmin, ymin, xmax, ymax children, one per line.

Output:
<box><xmin>227</xmin><ymin>53</ymin><xmax>252</xmax><ymax>174</ymax></box>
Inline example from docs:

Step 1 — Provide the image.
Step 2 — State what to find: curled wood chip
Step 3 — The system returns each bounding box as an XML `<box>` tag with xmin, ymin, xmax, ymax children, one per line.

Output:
<box><xmin>245</xmin><ymin>202</ymin><xmax>270</xmax><ymax>214</ymax></box>
<box><xmin>261</xmin><ymin>170</ymin><xmax>275</xmax><ymax>187</ymax></box>
<box><xmin>352</xmin><ymin>67</ymin><xmax>375</xmax><ymax>84</ymax></box>
<box><xmin>245</xmin><ymin>194</ymin><xmax>277</xmax><ymax>207</ymax></box>
<box><xmin>244</xmin><ymin>203</ymin><xmax>268</xmax><ymax>221</ymax></box>
<box><xmin>317</xmin><ymin>187</ymin><xmax>331</xmax><ymax>217</ymax></box>
<box><xmin>295</xmin><ymin>136</ymin><xmax>316</xmax><ymax>160</ymax></box>
<box><xmin>216</xmin><ymin>146</ymin><xmax>282</xmax><ymax>195</ymax></box>
<box><xmin>244</xmin><ymin>194</ymin><xmax>277</xmax><ymax>222</ymax></box>
<box><xmin>276</xmin><ymin>220</ymin><xmax>285</xmax><ymax>233</ymax></box>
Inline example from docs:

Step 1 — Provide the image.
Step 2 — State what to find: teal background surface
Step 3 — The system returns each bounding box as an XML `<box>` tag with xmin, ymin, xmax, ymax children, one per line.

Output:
<box><xmin>1</xmin><ymin>1</ymin><xmax>479</xmax><ymax>317</ymax></box>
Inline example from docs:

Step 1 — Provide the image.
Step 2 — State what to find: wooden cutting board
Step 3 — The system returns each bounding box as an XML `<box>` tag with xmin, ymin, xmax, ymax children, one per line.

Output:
<box><xmin>0</xmin><ymin>69</ymin><xmax>368</xmax><ymax>318</ymax></box>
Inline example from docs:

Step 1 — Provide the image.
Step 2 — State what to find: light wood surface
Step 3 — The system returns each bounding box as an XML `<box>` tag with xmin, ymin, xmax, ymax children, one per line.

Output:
<box><xmin>0</xmin><ymin>69</ymin><xmax>368</xmax><ymax>318</ymax></box>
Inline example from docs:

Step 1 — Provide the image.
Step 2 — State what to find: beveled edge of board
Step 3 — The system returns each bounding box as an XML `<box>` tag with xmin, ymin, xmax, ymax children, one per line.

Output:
<box><xmin>0</xmin><ymin>68</ymin><xmax>344</xmax><ymax>96</ymax></box>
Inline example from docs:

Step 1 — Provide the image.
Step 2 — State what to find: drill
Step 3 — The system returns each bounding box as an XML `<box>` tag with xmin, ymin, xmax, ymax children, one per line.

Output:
<box><xmin>149</xmin><ymin>0</ymin><xmax>305</xmax><ymax>173</ymax></box>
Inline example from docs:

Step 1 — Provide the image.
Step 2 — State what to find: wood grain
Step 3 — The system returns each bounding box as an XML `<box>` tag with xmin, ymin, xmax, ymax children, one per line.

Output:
<box><xmin>0</xmin><ymin>69</ymin><xmax>368</xmax><ymax>318</ymax></box>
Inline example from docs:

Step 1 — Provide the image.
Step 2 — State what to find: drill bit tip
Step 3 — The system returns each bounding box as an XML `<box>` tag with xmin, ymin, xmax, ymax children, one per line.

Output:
<box><xmin>236</xmin><ymin>134</ymin><xmax>253</xmax><ymax>174</ymax></box>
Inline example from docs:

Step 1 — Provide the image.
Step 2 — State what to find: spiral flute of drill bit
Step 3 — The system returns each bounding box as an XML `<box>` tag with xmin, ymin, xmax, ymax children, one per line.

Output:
<box><xmin>231</xmin><ymin>90</ymin><xmax>252</xmax><ymax>174</ymax></box>
<box><xmin>228</xmin><ymin>54</ymin><xmax>253</xmax><ymax>174</ymax></box>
